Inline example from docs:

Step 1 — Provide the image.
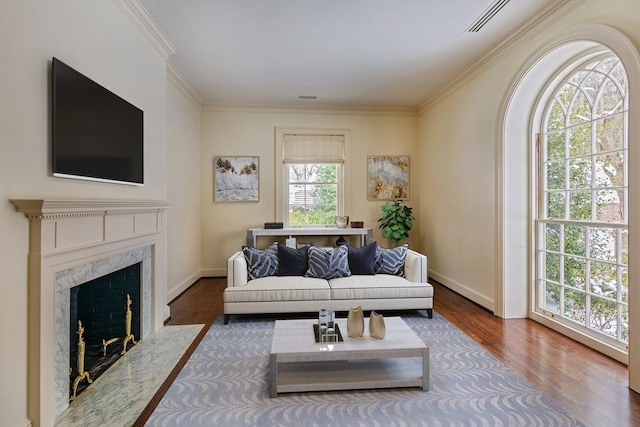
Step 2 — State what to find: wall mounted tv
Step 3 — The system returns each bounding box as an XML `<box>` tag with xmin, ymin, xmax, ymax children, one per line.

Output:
<box><xmin>52</xmin><ymin>57</ymin><xmax>143</xmax><ymax>186</ymax></box>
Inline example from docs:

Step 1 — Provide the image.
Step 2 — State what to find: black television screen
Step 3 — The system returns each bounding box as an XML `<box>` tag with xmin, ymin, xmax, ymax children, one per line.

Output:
<box><xmin>52</xmin><ymin>57</ymin><xmax>143</xmax><ymax>185</ymax></box>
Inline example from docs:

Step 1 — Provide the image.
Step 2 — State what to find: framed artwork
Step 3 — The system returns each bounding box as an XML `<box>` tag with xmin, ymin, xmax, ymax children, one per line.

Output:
<box><xmin>367</xmin><ymin>155</ymin><xmax>409</xmax><ymax>200</ymax></box>
<box><xmin>214</xmin><ymin>156</ymin><xmax>259</xmax><ymax>202</ymax></box>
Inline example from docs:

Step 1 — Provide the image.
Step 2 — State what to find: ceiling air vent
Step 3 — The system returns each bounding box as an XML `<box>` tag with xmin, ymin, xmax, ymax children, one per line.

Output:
<box><xmin>466</xmin><ymin>0</ymin><xmax>510</xmax><ymax>33</ymax></box>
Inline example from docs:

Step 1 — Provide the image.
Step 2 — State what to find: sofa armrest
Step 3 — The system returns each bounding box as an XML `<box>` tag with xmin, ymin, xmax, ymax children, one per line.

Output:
<box><xmin>404</xmin><ymin>249</ymin><xmax>428</xmax><ymax>283</ymax></box>
<box><xmin>227</xmin><ymin>251</ymin><xmax>248</xmax><ymax>287</ymax></box>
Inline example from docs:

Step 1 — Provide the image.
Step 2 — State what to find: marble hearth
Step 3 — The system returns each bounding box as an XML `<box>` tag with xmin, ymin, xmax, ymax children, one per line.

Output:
<box><xmin>11</xmin><ymin>199</ymin><xmax>172</xmax><ymax>427</ymax></box>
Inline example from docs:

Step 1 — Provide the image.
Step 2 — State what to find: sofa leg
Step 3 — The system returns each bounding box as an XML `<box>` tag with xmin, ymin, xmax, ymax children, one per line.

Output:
<box><xmin>224</xmin><ymin>314</ymin><xmax>231</xmax><ymax>325</ymax></box>
<box><xmin>426</xmin><ymin>309</ymin><xmax>433</xmax><ymax>319</ymax></box>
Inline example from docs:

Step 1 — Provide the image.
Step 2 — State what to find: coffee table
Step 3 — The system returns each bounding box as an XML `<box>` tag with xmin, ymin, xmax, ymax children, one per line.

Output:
<box><xmin>269</xmin><ymin>316</ymin><xmax>429</xmax><ymax>397</ymax></box>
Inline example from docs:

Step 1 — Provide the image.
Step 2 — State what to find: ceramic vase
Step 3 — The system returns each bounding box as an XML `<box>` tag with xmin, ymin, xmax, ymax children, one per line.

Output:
<box><xmin>369</xmin><ymin>311</ymin><xmax>386</xmax><ymax>339</ymax></box>
<box><xmin>347</xmin><ymin>306</ymin><xmax>364</xmax><ymax>338</ymax></box>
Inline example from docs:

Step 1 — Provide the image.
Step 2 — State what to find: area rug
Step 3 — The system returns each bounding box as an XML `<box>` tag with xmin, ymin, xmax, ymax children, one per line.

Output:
<box><xmin>146</xmin><ymin>312</ymin><xmax>583</xmax><ymax>427</ymax></box>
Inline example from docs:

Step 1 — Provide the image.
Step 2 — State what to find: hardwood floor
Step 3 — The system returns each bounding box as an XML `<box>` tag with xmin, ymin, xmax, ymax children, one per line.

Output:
<box><xmin>135</xmin><ymin>278</ymin><xmax>640</xmax><ymax>427</ymax></box>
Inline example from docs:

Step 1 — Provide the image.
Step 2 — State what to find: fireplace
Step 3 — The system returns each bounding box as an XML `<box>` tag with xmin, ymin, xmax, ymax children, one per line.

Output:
<box><xmin>68</xmin><ymin>262</ymin><xmax>141</xmax><ymax>399</ymax></box>
<box><xmin>10</xmin><ymin>199</ymin><xmax>171</xmax><ymax>427</ymax></box>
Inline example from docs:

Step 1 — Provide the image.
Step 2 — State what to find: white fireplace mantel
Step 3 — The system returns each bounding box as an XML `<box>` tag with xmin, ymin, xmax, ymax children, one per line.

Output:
<box><xmin>11</xmin><ymin>198</ymin><xmax>172</xmax><ymax>427</ymax></box>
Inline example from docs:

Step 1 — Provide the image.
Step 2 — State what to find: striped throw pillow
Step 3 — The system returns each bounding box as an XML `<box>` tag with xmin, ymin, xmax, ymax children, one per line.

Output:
<box><xmin>374</xmin><ymin>244</ymin><xmax>408</xmax><ymax>276</ymax></box>
<box><xmin>242</xmin><ymin>243</ymin><xmax>279</xmax><ymax>280</ymax></box>
<box><xmin>305</xmin><ymin>245</ymin><xmax>351</xmax><ymax>279</ymax></box>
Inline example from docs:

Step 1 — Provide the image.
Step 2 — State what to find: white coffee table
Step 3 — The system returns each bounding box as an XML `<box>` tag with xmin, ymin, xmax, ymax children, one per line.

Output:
<box><xmin>269</xmin><ymin>316</ymin><xmax>429</xmax><ymax>397</ymax></box>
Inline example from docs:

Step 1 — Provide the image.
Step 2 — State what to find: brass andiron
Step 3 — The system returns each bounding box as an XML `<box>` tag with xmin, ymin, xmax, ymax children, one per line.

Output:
<box><xmin>102</xmin><ymin>294</ymin><xmax>137</xmax><ymax>356</ymax></box>
<box><xmin>70</xmin><ymin>320</ymin><xmax>93</xmax><ymax>401</ymax></box>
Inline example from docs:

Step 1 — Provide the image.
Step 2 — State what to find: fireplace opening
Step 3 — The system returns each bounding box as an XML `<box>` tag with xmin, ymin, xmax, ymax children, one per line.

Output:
<box><xmin>69</xmin><ymin>263</ymin><xmax>141</xmax><ymax>400</ymax></box>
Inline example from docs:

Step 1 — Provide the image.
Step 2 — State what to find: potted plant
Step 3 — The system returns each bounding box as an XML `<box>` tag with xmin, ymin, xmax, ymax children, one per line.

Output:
<box><xmin>377</xmin><ymin>197</ymin><xmax>415</xmax><ymax>247</ymax></box>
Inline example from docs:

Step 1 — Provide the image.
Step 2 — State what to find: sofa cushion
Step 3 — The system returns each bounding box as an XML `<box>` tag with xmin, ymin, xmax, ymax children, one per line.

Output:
<box><xmin>277</xmin><ymin>243</ymin><xmax>311</xmax><ymax>276</ymax></box>
<box><xmin>224</xmin><ymin>276</ymin><xmax>330</xmax><ymax>302</ymax></box>
<box><xmin>374</xmin><ymin>244</ymin><xmax>408</xmax><ymax>276</ymax></box>
<box><xmin>305</xmin><ymin>245</ymin><xmax>351</xmax><ymax>279</ymax></box>
<box><xmin>242</xmin><ymin>243</ymin><xmax>278</xmax><ymax>280</ymax></box>
<box><xmin>328</xmin><ymin>275</ymin><xmax>433</xmax><ymax>300</ymax></box>
<box><xmin>347</xmin><ymin>242</ymin><xmax>377</xmax><ymax>275</ymax></box>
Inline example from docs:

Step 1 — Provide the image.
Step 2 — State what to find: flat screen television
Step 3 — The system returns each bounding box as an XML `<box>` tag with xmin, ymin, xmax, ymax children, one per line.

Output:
<box><xmin>52</xmin><ymin>57</ymin><xmax>144</xmax><ymax>186</ymax></box>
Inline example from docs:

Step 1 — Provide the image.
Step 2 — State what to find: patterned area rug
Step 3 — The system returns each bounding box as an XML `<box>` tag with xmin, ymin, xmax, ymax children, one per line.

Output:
<box><xmin>146</xmin><ymin>312</ymin><xmax>583</xmax><ymax>427</ymax></box>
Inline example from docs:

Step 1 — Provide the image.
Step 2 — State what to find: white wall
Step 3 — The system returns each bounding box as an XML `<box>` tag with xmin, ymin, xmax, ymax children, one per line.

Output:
<box><xmin>0</xmin><ymin>2</ymin><xmax>170</xmax><ymax>426</ymax></box>
<box><xmin>200</xmin><ymin>107</ymin><xmax>419</xmax><ymax>275</ymax></box>
<box><xmin>166</xmin><ymin>76</ymin><xmax>202</xmax><ymax>300</ymax></box>
<box><xmin>418</xmin><ymin>0</ymin><xmax>640</xmax><ymax>390</ymax></box>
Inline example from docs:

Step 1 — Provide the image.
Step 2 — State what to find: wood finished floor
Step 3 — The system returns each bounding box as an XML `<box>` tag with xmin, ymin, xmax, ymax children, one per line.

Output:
<box><xmin>135</xmin><ymin>278</ymin><xmax>640</xmax><ymax>427</ymax></box>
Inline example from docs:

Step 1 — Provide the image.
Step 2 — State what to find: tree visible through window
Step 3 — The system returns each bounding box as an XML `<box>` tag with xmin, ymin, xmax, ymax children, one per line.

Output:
<box><xmin>537</xmin><ymin>55</ymin><xmax>629</xmax><ymax>348</ymax></box>
<box><xmin>288</xmin><ymin>164</ymin><xmax>338</xmax><ymax>226</ymax></box>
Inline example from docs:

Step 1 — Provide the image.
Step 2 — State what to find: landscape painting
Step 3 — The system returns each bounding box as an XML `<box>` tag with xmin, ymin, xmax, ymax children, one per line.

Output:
<box><xmin>367</xmin><ymin>155</ymin><xmax>409</xmax><ymax>200</ymax></box>
<box><xmin>214</xmin><ymin>156</ymin><xmax>259</xmax><ymax>202</ymax></box>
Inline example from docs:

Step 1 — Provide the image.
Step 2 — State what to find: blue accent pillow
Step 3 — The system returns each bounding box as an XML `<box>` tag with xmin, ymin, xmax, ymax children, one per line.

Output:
<box><xmin>374</xmin><ymin>244</ymin><xmax>408</xmax><ymax>276</ymax></box>
<box><xmin>305</xmin><ymin>245</ymin><xmax>351</xmax><ymax>279</ymax></box>
<box><xmin>277</xmin><ymin>243</ymin><xmax>312</xmax><ymax>276</ymax></box>
<box><xmin>347</xmin><ymin>242</ymin><xmax>377</xmax><ymax>275</ymax></box>
<box><xmin>242</xmin><ymin>243</ymin><xmax>279</xmax><ymax>280</ymax></box>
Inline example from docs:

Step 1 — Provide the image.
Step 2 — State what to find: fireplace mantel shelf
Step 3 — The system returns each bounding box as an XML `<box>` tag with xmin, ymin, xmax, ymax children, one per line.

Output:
<box><xmin>11</xmin><ymin>198</ymin><xmax>172</xmax><ymax>219</ymax></box>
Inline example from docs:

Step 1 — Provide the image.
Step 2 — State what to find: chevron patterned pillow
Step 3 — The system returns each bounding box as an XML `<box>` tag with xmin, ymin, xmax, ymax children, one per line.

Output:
<box><xmin>374</xmin><ymin>244</ymin><xmax>408</xmax><ymax>276</ymax></box>
<box><xmin>305</xmin><ymin>245</ymin><xmax>351</xmax><ymax>279</ymax></box>
<box><xmin>242</xmin><ymin>242</ymin><xmax>279</xmax><ymax>280</ymax></box>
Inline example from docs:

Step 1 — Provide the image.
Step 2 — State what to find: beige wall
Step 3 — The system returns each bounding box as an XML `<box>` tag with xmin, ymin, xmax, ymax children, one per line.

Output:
<box><xmin>200</xmin><ymin>107</ymin><xmax>419</xmax><ymax>275</ymax></box>
<box><xmin>418</xmin><ymin>0</ymin><xmax>640</xmax><ymax>389</ymax></box>
<box><xmin>0</xmin><ymin>2</ymin><xmax>170</xmax><ymax>426</ymax></box>
<box><xmin>166</xmin><ymin>77</ymin><xmax>203</xmax><ymax>300</ymax></box>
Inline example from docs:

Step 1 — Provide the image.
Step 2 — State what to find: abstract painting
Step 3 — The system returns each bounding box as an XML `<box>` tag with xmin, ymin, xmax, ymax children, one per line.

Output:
<box><xmin>214</xmin><ymin>156</ymin><xmax>259</xmax><ymax>202</ymax></box>
<box><xmin>367</xmin><ymin>155</ymin><xmax>409</xmax><ymax>200</ymax></box>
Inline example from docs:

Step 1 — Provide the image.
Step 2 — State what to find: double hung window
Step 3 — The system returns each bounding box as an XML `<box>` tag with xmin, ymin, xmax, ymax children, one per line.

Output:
<box><xmin>280</xmin><ymin>132</ymin><xmax>345</xmax><ymax>227</ymax></box>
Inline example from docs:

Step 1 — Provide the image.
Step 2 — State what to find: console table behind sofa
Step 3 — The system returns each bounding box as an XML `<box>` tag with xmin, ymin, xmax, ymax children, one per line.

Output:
<box><xmin>246</xmin><ymin>227</ymin><xmax>373</xmax><ymax>248</ymax></box>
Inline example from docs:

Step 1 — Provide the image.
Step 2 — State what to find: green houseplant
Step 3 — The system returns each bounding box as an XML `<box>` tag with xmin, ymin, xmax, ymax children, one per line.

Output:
<box><xmin>377</xmin><ymin>197</ymin><xmax>415</xmax><ymax>246</ymax></box>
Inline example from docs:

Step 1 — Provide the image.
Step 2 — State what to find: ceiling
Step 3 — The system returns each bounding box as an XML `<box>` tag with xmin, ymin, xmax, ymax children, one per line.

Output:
<box><xmin>141</xmin><ymin>0</ymin><xmax>552</xmax><ymax>109</ymax></box>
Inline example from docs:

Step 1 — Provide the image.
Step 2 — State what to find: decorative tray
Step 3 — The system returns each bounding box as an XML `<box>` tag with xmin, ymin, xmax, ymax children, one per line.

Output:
<box><xmin>313</xmin><ymin>323</ymin><xmax>344</xmax><ymax>343</ymax></box>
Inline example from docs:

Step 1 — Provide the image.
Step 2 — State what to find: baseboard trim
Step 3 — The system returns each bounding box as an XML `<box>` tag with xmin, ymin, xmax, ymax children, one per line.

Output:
<box><xmin>167</xmin><ymin>271</ymin><xmax>202</xmax><ymax>303</ymax></box>
<box><xmin>201</xmin><ymin>268</ymin><xmax>227</xmax><ymax>277</ymax></box>
<box><xmin>428</xmin><ymin>270</ymin><xmax>494</xmax><ymax>312</ymax></box>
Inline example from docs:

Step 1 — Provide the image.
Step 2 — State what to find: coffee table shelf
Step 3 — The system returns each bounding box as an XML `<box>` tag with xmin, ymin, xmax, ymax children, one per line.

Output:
<box><xmin>270</xmin><ymin>317</ymin><xmax>429</xmax><ymax>397</ymax></box>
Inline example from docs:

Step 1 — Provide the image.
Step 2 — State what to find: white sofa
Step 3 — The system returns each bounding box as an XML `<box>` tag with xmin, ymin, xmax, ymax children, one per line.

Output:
<box><xmin>224</xmin><ymin>248</ymin><xmax>434</xmax><ymax>324</ymax></box>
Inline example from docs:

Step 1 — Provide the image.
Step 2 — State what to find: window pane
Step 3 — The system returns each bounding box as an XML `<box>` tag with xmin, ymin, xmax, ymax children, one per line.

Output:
<box><xmin>543</xmin><ymin>252</ymin><xmax>560</xmax><ymax>282</ymax></box>
<box><xmin>287</xmin><ymin>163</ymin><xmax>339</xmax><ymax>227</ymax></box>
<box><xmin>546</xmin><ymin>191</ymin><xmax>565</xmax><ymax>219</ymax></box>
<box><xmin>546</xmin><ymin>103</ymin><xmax>566</xmax><ymax>133</ymax></box>
<box><xmin>568</xmin><ymin>90</ymin><xmax>591</xmax><ymax>126</ymax></box>
<box><xmin>546</xmin><ymin>132</ymin><xmax>565</xmax><ymax>160</ymax></box>
<box><xmin>621</xmin><ymin>266</ymin><xmax>628</xmax><ymax>304</ymax></box>
<box><xmin>588</xmin><ymin>227</ymin><xmax>616</xmax><ymax>262</ymax></box>
<box><xmin>546</xmin><ymin>161</ymin><xmax>565</xmax><ymax>190</ymax></box>
<box><xmin>595</xmin><ymin>79</ymin><xmax>624</xmax><ymax>119</ymax></box>
<box><xmin>543</xmin><ymin>281</ymin><xmax>560</xmax><ymax>313</ymax></box>
<box><xmin>595</xmin><ymin>189</ymin><xmax>623</xmax><ymax>223</ymax></box>
<box><xmin>595</xmin><ymin>152</ymin><xmax>624</xmax><ymax>188</ymax></box>
<box><xmin>569</xmin><ymin>157</ymin><xmax>591</xmax><ymax>189</ymax></box>
<box><xmin>589</xmin><ymin>296</ymin><xmax>618</xmax><ymax>339</ymax></box>
<box><xmin>595</xmin><ymin>115</ymin><xmax>624</xmax><ymax>153</ymax></box>
<box><xmin>569</xmin><ymin>190</ymin><xmax>591</xmax><ymax>220</ymax></box>
<box><xmin>568</xmin><ymin>123</ymin><xmax>591</xmax><ymax>157</ymax></box>
<box><xmin>564</xmin><ymin>225</ymin><xmax>585</xmax><ymax>256</ymax></box>
<box><xmin>563</xmin><ymin>288</ymin><xmax>586</xmax><ymax>323</ymax></box>
<box><xmin>545</xmin><ymin>223</ymin><xmax>560</xmax><ymax>252</ymax></box>
<box><xmin>564</xmin><ymin>256</ymin><xmax>586</xmax><ymax>290</ymax></box>
<box><xmin>589</xmin><ymin>260</ymin><xmax>617</xmax><ymax>299</ymax></box>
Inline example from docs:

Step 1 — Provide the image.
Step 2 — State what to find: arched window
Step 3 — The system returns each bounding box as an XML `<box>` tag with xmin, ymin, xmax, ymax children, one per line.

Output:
<box><xmin>536</xmin><ymin>55</ymin><xmax>629</xmax><ymax>350</ymax></box>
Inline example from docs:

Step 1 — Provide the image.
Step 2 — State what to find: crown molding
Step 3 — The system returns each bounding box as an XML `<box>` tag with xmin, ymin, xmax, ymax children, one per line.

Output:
<box><xmin>201</xmin><ymin>102</ymin><xmax>418</xmax><ymax>117</ymax></box>
<box><xmin>115</xmin><ymin>0</ymin><xmax>177</xmax><ymax>61</ymax></box>
<box><xmin>167</xmin><ymin>63</ymin><xmax>203</xmax><ymax>108</ymax></box>
<box><xmin>417</xmin><ymin>0</ymin><xmax>581</xmax><ymax>114</ymax></box>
